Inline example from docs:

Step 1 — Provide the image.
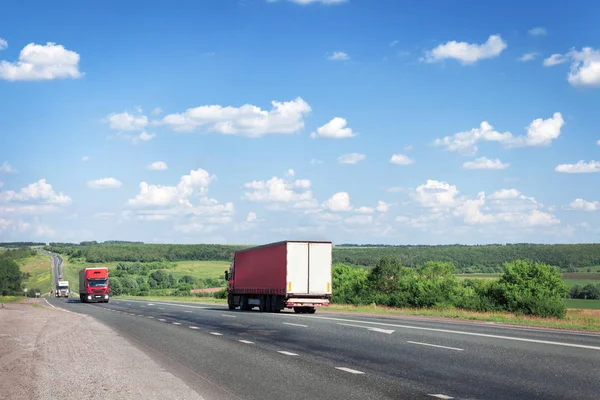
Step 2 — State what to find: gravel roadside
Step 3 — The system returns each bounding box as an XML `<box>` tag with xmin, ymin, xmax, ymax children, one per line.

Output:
<box><xmin>0</xmin><ymin>299</ymin><xmax>204</xmax><ymax>400</ymax></box>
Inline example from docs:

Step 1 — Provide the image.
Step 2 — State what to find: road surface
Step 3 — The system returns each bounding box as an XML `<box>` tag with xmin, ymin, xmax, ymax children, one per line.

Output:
<box><xmin>48</xmin><ymin>298</ymin><xmax>600</xmax><ymax>400</ymax></box>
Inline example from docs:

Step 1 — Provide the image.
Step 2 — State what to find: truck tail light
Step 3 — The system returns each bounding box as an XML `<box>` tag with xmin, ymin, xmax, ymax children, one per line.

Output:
<box><xmin>288</xmin><ymin>282</ymin><xmax>292</xmax><ymax>291</ymax></box>
<box><xmin>327</xmin><ymin>282</ymin><xmax>331</xmax><ymax>292</ymax></box>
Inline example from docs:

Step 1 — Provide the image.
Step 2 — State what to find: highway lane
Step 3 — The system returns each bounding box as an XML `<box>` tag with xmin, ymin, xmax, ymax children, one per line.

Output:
<box><xmin>49</xmin><ymin>298</ymin><xmax>600</xmax><ymax>400</ymax></box>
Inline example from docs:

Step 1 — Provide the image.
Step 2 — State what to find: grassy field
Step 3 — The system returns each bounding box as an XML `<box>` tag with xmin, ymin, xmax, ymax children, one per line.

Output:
<box><xmin>0</xmin><ymin>296</ymin><xmax>22</xmax><ymax>303</ymax></box>
<box><xmin>564</xmin><ymin>299</ymin><xmax>600</xmax><ymax>310</ymax></box>
<box><xmin>61</xmin><ymin>258</ymin><xmax>230</xmax><ymax>292</ymax></box>
<box><xmin>19</xmin><ymin>253</ymin><xmax>53</xmax><ymax>294</ymax></box>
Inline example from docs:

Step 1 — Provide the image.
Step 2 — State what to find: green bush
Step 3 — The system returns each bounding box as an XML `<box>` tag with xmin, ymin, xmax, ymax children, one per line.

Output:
<box><xmin>213</xmin><ymin>289</ymin><xmax>227</xmax><ymax>299</ymax></box>
<box><xmin>492</xmin><ymin>260</ymin><xmax>568</xmax><ymax>318</ymax></box>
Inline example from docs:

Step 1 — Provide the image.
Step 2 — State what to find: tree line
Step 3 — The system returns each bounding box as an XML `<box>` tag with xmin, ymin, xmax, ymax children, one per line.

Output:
<box><xmin>333</xmin><ymin>257</ymin><xmax>568</xmax><ymax>318</ymax></box>
<box><xmin>44</xmin><ymin>242</ymin><xmax>600</xmax><ymax>271</ymax></box>
<box><xmin>0</xmin><ymin>242</ymin><xmax>45</xmax><ymax>248</ymax></box>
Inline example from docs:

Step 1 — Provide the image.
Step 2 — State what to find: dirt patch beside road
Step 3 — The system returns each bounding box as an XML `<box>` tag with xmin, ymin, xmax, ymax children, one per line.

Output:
<box><xmin>0</xmin><ymin>299</ymin><xmax>204</xmax><ymax>400</ymax></box>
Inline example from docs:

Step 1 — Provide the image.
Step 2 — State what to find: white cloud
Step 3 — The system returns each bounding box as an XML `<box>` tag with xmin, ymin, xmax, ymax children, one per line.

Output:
<box><xmin>403</xmin><ymin>145</ymin><xmax>413</xmax><ymax>151</ymax></box>
<box><xmin>134</xmin><ymin>131</ymin><xmax>156</xmax><ymax>143</ymax></box>
<box><xmin>543</xmin><ymin>54</ymin><xmax>567</xmax><ymax>66</ymax></box>
<box><xmin>519</xmin><ymin>52</ymin><xmax>539</xmax><ymax>62</ymax></box>
<box><xmin>555</xmin><ymin>160</ymin><xmax>600</xmax><ymax>173</ymax></box>
<box><xmin>376</xmin><ymin>200</ymin><xmax>389</xmax><ymax>213</ymax></box>
<box><xmin>310</xmin><ymin>117</ymin><xmax>356</xmax><ymax>139</ymax></box>
<box><xmin>87</xmin><ymin>177</ymin><xmax>122</xmax><ymax>189</ymax></box>
<box><xmin>285</xmin><ymin>169</ymin><xmax>295</xmax><ymax>177</ymax></box>
<box><xmin>160</xmin><ymin>97</ymin><xmax>311</xmax><ymax>137</ymax></box>
<box><xmin>463</xmin><ymin>157</ymin><xmax>509</xmax><ymax>170</ymax></box>
<box><xmin>152</xmin><ymin>107</ymin><xmax>163</xmax><ymax>115</ymax></box>
<box><xmin>528</xmin><ymin>27</ymin><xmax>547</xmax><ymax>36</ymax></box>
<box><xmin>0</xmin><ymin>42</ymin><xmax>83</xmax><ymax>81</ymax></box>
<box><xmin>433</xmin><ymin>112</ymin><xmax>564</xmax><ymax>155</ymax></box>
<box><xmin>323</xmin><ymin>192</ymin><xmax>352</xmax><ymax>211</ymax></box>
<box><xmin>489</xmin><ymin>189</ymin><xmax>521</xmax><ymax>200</ymax></box>
<box><xmin>93</xmin><ymin>212</ymin><xmax>116</xmax><ymax>219</ymax></box>
<box><xmin>0</xmin><ymin>179</ymin><xmax>71</xmax><ymax>216</ymax></box>
<box><xmin>328</xmin><ymin>51</ymin><xmax>350</xmax><ymax>61</ymax></box>
<box><xmin>129</xmin><ymin>168</ymin><xmax>215</xmax><ymax>207</ymax></box>
<box><xmin>338</xmin><ymin>153</ymin><xmax>365</xmax><ymax>164</ymax></box>
<box><xmin>242</xmin><ymin>173</ymin><xmax>315</xmax><ymax>209</ymax></box>
<box><xmin>412</xmin><ymin>180</ymin><xmax>459</xmax><ymax>211</ymax></box>
<box><xmin>0</xmin><ymin>161</ymin><xmax>16</xmax><ymax>173</ymax></box>
<box><xmin>0</xmin><ymin>39</ymin><xmax>7</xmax><ymax>51</ymax></box>
<box><xmin>106</xmin><ymin>111</ymin><xmax>148</xmax><ymax>131</ymax></box>
<box><xmin>81</xmin><ymin>156</ymin><xmax>90</xmax><ymax>162</ymax></box>
<box><xmin>389</xmin><ymin>154</ymin><xmax>414</xmax><ymax>165</ymax></box>
<box><xmin>246</xmin><ymin>212</ymin><xmax>258</xmax><ymax>223</ymax></box>
<box><xmin>567</xmin><ymin>47</ymin><xmax>600</xmax><ymax>87</ymax></box>
<box><xmin>355</xmin><ymin>206</ymin><xmax>374</xmax><ymax>213</ymax></box>
<box><xmin>597</xmin><ymin>139</ymin><xmax>600</xmax><ymax>146</ymax></box>
<box><xmin>423</xmin><ymin>35</ymin><xmax>507</xmax><ymax>64</ymax></box>
<box><xmin>148</xmin><ymin>161</ymin><xmax>168</xmax><ymax>171</ymax></box>
<box><xmin>567</xmin><ymin>198</ymin><xmax>599</xmax><ymax>211</ymax></box>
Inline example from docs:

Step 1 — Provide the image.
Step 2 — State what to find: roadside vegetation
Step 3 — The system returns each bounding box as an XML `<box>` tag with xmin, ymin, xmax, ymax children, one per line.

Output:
<box><xmin>0</xmin><ymin>247</ymin><xmax>44</xmax><ymax>297</ymax></box>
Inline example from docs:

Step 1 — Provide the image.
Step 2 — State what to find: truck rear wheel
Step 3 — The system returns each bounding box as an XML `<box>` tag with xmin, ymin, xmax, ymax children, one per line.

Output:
<box><xmin>271</xmin><ymin>295</ymin><xmax>280</xmax><ymax>313</ymax></box>
<box><xmin>307</xmin><ymin>307</ymin><xmax>316</xmax><ymax>314</ymax></box>
<box><xmin>227</xmin><ymin>294</ymin><xmax>236</xmax><ymax>310</ymax></box>
<box><xmin>240</xmin><ymin>295</ymin><xmax>250</xmax><ymax>311</ymax></box>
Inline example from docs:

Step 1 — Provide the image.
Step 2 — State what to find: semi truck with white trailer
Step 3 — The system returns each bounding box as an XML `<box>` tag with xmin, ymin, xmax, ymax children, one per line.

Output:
<box><xmin>55</xmin><ymin>280</ymin><xmax>69</xmax><ymax>298</ymax></box>
<box><xmin>226</xmin><ymin>240</ymin><xmax>333</xmax><ymax>313</ymax></box>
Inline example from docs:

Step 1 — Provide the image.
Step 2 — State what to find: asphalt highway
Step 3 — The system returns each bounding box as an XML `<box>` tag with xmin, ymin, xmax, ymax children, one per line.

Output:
<box><xmin>48</xmin><ymin>298</ymin><xmax>600</xmax><ymax>400</ymax></box>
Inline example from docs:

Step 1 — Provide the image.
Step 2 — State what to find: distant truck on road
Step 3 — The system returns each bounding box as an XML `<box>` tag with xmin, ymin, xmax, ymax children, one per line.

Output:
<box><xmin>226</xmin><ymin>241</ymin><xmax>332</xmax><ymax>314</ymax></box>
<box><xmin>55</xmin><ymin>280</ymin><xmax>69</xmax><ymax>298</ymax></box>
<box><xmin>79</xmin><ymin>267</ymin><xmax>110</xmax><ymax>303</ymax></box>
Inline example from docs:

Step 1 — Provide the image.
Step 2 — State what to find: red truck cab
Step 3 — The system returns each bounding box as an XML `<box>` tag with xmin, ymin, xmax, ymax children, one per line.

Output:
<box><xmin>79</xmin><ymin>267</ymin><xmax>110</xmax><ymax>303</ymax></box>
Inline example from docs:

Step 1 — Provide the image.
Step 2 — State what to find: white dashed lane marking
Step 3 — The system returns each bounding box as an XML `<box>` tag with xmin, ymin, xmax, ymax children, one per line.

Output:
<box><xmin>210</xmin><ymin>332</ymin><xmax>223</xmax><ymax>336</ymax></box>
<box><xmin>335</xmin><ymin>367</ymin><xmax>365</xmax><ymax>374</ymax></box>
<box><xmin>277</xmin><ymin>351</ymin><xmax>298</xmax><ymax>356</ymax></box>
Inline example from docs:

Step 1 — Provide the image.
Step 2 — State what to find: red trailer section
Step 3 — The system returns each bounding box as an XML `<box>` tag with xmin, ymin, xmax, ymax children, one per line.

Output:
<box><xmin>231</xmin><ymin>241</ymin><xmax>287</xmax><ymax>295</ymax></box>
<box><xmin>226</xmin><ymin>240</ymin><xmax>332</xmax><ymax>314</ymax></box>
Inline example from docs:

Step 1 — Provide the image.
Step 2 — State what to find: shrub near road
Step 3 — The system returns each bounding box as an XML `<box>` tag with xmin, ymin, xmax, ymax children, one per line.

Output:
<box><xmin>333</xmin><ymin>258</ymin><xmax>569</xmax><ymax>318</ymax></box>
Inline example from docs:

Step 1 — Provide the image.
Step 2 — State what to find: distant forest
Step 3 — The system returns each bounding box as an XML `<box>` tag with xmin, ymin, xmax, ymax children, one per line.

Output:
<box><xmin>0</xmin><ymin>242</ymin><xmax>46</xmax><ymax>248</ymax></box>
<box><xmin>43</xmin><ymin>242</ymin><xmax>600</xmax><ymax>272</ymax></box>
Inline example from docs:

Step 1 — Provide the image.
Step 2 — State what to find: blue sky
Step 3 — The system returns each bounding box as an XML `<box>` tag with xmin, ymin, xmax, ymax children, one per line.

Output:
<box><xmin>1</xmin><ymin>0</ymin><xmax>600</xmax><ymax>245</ymax></box>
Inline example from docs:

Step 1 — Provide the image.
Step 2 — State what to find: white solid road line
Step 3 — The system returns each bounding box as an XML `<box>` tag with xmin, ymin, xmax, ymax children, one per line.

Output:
<box><xmin>44</xmin><ymin>299</ymin><xmax>56</xmax><ymax>309</ymax></box>
<box><xmin>210</xmin><ymin>332</ymin><xmax>223</xmax><ymax>336</ymax></box>
<box><xmin>238</xmin><ymin>340</ymin><xmax>254</xmax><ymax>344</ymax></box>
<box><xmin>189</xmin><ymin>326</ymin><xmax>200</xmax><ymax>329</ymax></box>
<box><xmin>277</xmin><ymin>351</ymin><xmax>298</xmax><ymax>356</ymax></box>
<box><xmin>338</xmin><ymin>323</ymin><xmax>395</xmax><ymax>335</ymax></box>
<box><xmin>428</xmin><ymin>394</ymin><xmax>454</xmax><ymax>399</ymax></box>
<box><xmin>283</xmin><ymin>322</ymin><xmax>308</xmax><ymax>328</ymax></box>
<box><xmin>300</xmin><ymin>315</ymin><xmax>600</xmax><ymax>351</ymax></box>
<box><xmin>407</xmin><ymin>341</ymin><xmax>464</xmax><ymax>351</ymax></box>
<box><xmin>335</xmin><ymin>367</ymin><xmax>365</xmax><ymax>374</ymax></box>
<box><xmin>172</xmin><ymin>322</ymin><xmax>182</xmax><ymax>325</ymax></box>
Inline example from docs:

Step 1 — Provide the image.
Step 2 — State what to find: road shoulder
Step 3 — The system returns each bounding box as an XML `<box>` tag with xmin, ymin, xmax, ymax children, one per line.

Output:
<box><xmin>0</xmin><ymin>299</ymin><xmax>204</xmax><ymax>400</ymax></box>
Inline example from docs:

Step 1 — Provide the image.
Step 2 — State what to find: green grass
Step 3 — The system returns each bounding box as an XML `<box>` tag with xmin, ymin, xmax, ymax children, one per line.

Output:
<box><xmin>564</xmin><ymin>299</ymin><xmax>600</xmax><ymax>310</ymax></box>
<box><xmin>61</xmin><ymin>258</ymin><xmax>229</xmax><ymax>292</ymax></box>
<box><xmin>19</xmin><ymin>253</ymin><xmax>53</xmax><ymax>294</ymax></box>
<box><xmin>563</xmin><ymin>279</ymin><xmax>599</xmax><ymax>288</ymax></box>
<box><xmin>0</xmin><ymin>296</ymin><xmax>22</xmax><ymax>303</ymax></box>
<box><xmin>324</xmin><ymin>304</ymin><xmax>600</xmax><ymax>332</ymax></box>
